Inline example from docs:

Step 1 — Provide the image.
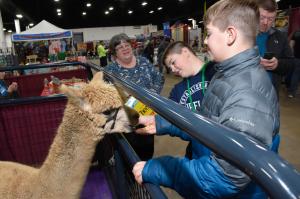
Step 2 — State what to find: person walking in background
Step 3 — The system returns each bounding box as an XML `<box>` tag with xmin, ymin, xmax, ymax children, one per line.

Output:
<box><xmin>105</xmin><ymin>33</ymin><xmax>164</xmax><ymax>161</ymax></box>
<box><xmin>290</xmin><ymin>29</ymin><xmax>300</xmax><ymax>57</ymax></box>
<box><xmin>256</xmin><ymin>0</ymin><xmax>295</xmax><ymax>98</ymax></box>
<box><xmin>132</xmin><ymin>0</ymin><xmax>279</xmax><ymax>198</ymax></box>
<box><xmin>97</xmin><ymin>40</ymin><xmax>107</xmax><ymax>67</ymax></box>
<box><xmin>142</xmin><ymin>39</ymin><xmax>154</xmax><ymax>63</ymax></box>
<box><xmin>157</xmin><ymin>37</ymin><xmax>171</xmax><ymax>73</ymax></box>
<box><xmin>287</xmin><ymin>29</ymin><xmax>300</xmax><ymax>98</ymax></box>
<box><xmin>191</xmin><ymin>36</ymin><xmax>199</xmax><ymax>51</ymax></box>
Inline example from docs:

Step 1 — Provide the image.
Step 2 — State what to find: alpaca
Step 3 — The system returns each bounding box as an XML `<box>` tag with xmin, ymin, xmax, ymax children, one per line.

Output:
<box><xmin>0</xmin><ymin>72</ymin><xmax>137</xmax><ymax>199</ymax></box>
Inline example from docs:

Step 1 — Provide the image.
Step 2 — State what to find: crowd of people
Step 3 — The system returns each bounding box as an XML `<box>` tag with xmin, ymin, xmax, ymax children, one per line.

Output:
<box><xmin>1</xmin><ymin>0</ymin><xmax>299</xmax><ymax>198</ymax></box>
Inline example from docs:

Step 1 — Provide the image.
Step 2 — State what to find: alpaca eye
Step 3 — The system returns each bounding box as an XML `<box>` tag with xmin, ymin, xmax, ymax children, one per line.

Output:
<box><xmin>102</xmin><ymin>108</ymin><xmax>118</xmax><ymax>116</ymax></box>
<box><xmin>102</xmin><ymin>110</ymin><xmax>112</xmax><ymax>115</ymax></box>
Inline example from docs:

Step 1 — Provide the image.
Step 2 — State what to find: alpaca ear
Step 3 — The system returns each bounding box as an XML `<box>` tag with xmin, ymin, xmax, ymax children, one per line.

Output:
<box><xmin>60</xmin><ymin>84</ymin><xmax>87</xmax><ymax>109</ymax></box>
<box><xmin>60</xmin><ymin>84</ymin><xmax>78</xmax><ymax>98</ymax></box>
<box><xmin>90</xmin><ymin>72</ymin><xmax>104</xmax><ymax>84</ymax></box>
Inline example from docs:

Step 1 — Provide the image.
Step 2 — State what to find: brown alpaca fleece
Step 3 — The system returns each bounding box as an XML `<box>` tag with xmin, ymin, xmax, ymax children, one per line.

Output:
<box><xmin>0</xmin><ymin>72</ymin><xmax>137</xmax><ymax>199</ymax></box>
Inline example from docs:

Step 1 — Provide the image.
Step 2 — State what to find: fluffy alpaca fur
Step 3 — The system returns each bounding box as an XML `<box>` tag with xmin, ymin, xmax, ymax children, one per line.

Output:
<box><xmin>0</xmin><ymin>72</ymin><xmax>137</xmax><ymax>199</ymax></box>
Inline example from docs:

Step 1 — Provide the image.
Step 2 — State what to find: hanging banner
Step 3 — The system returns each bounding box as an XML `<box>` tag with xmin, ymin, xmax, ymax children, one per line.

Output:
<box><xmin>162</xmin><ymin>22</ymin><xmax>171</xmax><ymax>38</ymax></box>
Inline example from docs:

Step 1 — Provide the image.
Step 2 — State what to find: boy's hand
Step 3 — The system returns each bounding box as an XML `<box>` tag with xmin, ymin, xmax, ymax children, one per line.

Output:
<box><xmin>7</xmin><ymin>82</ymin><xmax>18</xmax><ymax>93</ymax></box>
<box><xmin>132</xmin><ymin>161</ymin><xmax>146</xmax><ymax>184</ymax></box>
<box><xmin>135</xmin><ymin>115</ymin><xmax>156</xmax><ymax>135</ymax></box>
<box><xmin>260</xmin><ymin>57</ymin><xmax>278</xmax><ymax>70</ymax></box>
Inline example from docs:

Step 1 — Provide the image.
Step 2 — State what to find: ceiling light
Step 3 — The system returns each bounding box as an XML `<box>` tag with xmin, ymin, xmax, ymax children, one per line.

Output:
<box><xmin>178</xmin><ymin>0</ymin><xmax>184</xmax><ymax>2</ymax></box>
<box><xmin>109</xmin><ymin>6</ymin><xmax>114</xmax><ymax>11</ymax></box>
<box><xmin>29</xmin><ymin>23</ymin><xmax>34</xmax><ymax>26</ymax></box>
<box><xmin>3</xmin><ymin>28</ymin><xmax>6</xmax><ymax>31</ymax></box>
<box><xmin>57</xmin><ymin>9</ymin><xmax>61</xmax><ymax>12</ymax></box>
<box><xmin>128</xmin><ymin>10</ymin><xmax>133</xmax><ymax>14</ymax></box>
<box><xmin>82</xmin><ymin>12</ymin><xmax>87</xmax><ymax>15</ymax></box>
<box><xmin>8</xmin><ymin>30</ymin><xmax>12</xmax><ymax>33</ymax></box>
<box><xmin>188</xmin><ymin>18</ymin><xmax>193</xmax><ymax>21</ymax></box>
<box><xmin>54</xmin><ymin>0</ymin><xmax>60</xmax><ymax>2</ymax></box>
<box><xmin>157</xmin><ymin>7</ymin><xmax>163</xmax><ymax>10</ymax></box>
<box><xmin>149</xmin><ymin>10</ymin><xmax>154</xmax><ymax>14</ymax></box>
<box><xmin>86</xmin><ymin>3</ymin><xmax>91</xmax><ymax>7</ymax></box>
<box><xmin>16</xmin><ymin>14</ymin><xmax>23</xmax><ymax>19</ymax></box>
<box><xmin>57</xmin><ymin>12</ymin><xmax>62</xmax><ymax>16</ymax></box>
<box><xmin>105</xmin><ymin>11</ymin><xmax>109</xmax><ymax>15</ymax></box>
<box><xmin>141</xmin><ymin>2</ymin><xmax>148</xmax><ymax>6</ymax></box>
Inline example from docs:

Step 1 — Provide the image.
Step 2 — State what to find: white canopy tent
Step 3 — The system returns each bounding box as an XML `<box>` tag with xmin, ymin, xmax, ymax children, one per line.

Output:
<box><xmin>12</xmin><ymin>20</ymin><xmax>72</xmax><ymax>42</ymax></box>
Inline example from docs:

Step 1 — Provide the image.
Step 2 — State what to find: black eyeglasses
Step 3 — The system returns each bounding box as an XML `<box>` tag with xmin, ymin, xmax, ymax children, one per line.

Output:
<box><xmin>115</xmin><ymin>43</ymin><xmax>131</xmax><ymax>51</ymax></box>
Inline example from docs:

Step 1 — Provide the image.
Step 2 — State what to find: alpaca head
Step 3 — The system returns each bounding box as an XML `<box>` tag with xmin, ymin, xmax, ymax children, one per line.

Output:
<box><xmin>59</xmin><ymin>72</ymin><xmax>139</xmax><ymax>133</ymax></box>
<box><xmin>60</xmin><ymin>72</ymin><xmax>123</xmax><ymax>113</ymax></box>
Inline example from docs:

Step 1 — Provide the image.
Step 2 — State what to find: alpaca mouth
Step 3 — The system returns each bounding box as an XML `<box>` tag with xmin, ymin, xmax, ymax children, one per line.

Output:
<box><xmin>131</xmin><ymin>123</ymin><xmax>146</xmax><ymax>130</ymax></box>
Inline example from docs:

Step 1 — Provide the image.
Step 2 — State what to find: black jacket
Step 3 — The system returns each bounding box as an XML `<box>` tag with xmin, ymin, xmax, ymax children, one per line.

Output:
<box><xmin>266</xmin><ymin>27</ymin><xmax>295</xmax><ymax>96</ymax></box>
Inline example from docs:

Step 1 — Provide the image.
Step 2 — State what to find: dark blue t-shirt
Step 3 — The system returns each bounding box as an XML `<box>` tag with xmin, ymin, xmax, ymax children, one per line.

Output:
<box><xmin>169</xmin><ymin>62</ymin><xmax>216</xmax><ymax>111</ymax></box>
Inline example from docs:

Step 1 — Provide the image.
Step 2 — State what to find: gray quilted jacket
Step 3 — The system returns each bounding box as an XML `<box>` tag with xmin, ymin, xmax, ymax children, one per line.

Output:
<box><xmin>201</xmin><ymin>48</ymin><xmax>280</xmax><ymax>189</ymax></box>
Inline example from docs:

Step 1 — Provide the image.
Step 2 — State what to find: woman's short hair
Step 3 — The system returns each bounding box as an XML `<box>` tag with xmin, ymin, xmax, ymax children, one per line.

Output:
<box><xmin>109</xmin><ymin>33</ymin><xmax>131</xmax><ymax>55</ymax></box>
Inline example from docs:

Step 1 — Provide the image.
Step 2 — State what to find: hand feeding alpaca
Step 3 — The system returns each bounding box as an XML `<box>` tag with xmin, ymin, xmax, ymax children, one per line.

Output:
<box><xmin>0</xmin><ymin>72</ymin><xmax>138</xmax><ymax>199</ymax></box>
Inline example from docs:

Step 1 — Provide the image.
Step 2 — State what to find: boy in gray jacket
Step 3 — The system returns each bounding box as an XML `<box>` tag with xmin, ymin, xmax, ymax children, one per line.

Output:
<box><xmin>133</xmin><ymin>0</ymin><xmax>279</xmax><ymax>198</ymax></box>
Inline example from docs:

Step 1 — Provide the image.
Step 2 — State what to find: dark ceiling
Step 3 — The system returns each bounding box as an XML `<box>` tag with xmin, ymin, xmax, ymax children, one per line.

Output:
<box><xmin>0</xmin><ymin>0</ymin><xmax>299</xmax><ymax>32</ymax></box>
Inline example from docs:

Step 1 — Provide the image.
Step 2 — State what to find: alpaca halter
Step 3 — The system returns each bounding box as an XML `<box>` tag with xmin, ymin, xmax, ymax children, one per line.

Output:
<box><xmin>103</xmin><ymin>108</ymin><xmax>120</xmax><ymax>129</ymax></box>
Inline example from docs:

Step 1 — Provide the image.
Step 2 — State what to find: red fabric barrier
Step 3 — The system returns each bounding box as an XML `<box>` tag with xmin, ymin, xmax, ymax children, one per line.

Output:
<box><xmin>5</xmin><ymin>68</ymin><xmax>88</xmax><ymax>98</ymax></box>
<box><xmin>0</xmin><ymin>97</ymin><xmax>67</xmax><ymax>165</ymax></box>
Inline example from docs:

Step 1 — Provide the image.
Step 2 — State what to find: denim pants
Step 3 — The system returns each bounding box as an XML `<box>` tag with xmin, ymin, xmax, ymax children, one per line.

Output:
<box><xmin>288</xmin><ymin>58</ymin><xmax>300</xmax><ymax>95</ymax></box>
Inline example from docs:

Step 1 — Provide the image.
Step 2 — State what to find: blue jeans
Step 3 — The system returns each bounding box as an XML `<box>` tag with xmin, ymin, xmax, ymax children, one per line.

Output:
<box><xmin>287</xmin><ymin>59</ymin><xmax>300</xmax><ymax>96</ymax></box>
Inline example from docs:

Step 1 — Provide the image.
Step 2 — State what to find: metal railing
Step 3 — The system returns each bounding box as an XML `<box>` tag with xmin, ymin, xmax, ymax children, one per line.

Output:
<box><xmin>85</xmin><ymin>61</ymin><xmax>300</xmax><ymax>199</ymax></box>
<box><xmin>0</xmin><ymin>61</ymin><xmax>93</xmax><ymax>79</ymax></box>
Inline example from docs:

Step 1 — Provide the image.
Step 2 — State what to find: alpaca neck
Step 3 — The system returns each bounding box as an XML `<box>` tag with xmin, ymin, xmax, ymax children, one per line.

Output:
<box><xmin>38</xmin><ymin>103</ymin><xmax>103</xmax><ymax>196</ymax></box>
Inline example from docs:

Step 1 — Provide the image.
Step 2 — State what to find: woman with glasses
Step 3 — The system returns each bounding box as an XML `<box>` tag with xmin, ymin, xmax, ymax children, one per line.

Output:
<box><xmin>104</xmin><ymin>33</ymin><xmax>165</xmax><ymax>161</ymax></box>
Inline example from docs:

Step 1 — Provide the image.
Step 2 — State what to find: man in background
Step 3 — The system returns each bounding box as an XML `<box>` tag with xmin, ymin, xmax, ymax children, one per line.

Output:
<box><xmin>256</xmin><ymin>0</ymin><xmax>295</xmax><ymax>98</ymax></box>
